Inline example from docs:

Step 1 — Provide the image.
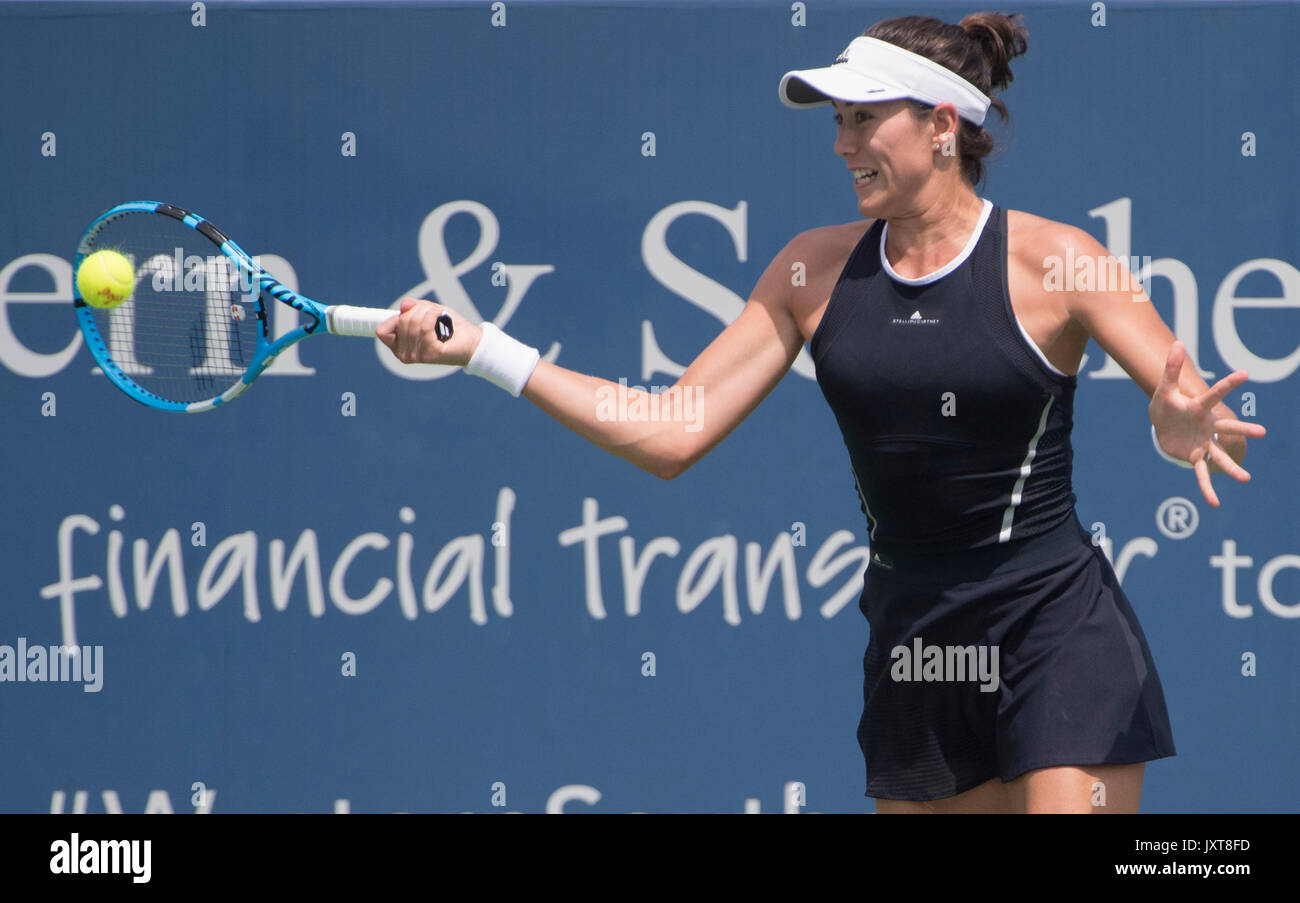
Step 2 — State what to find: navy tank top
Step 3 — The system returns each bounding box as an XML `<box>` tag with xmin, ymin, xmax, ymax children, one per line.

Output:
<box><xmin>810</xmin><ymin>200</ymin><xmax>1079</xmax><ymax>552</ymax></box>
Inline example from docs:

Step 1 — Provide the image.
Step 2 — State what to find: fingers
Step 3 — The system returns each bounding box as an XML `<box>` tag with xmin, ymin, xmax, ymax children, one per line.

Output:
<box><xmin>1154</xmin><ymin>341</ymin><xmax>1260</xmax><ymax>507</ymax></box>
<box><xmin>374</xmin><ymin>311</ymin><xmax>400</xmax><ymax>347</ymax></box>
<box><xmin>1156</xmin><ymin>340</ymin><xmax>1184</xmax><ymax>394</ymax></box>
<box><xmin>1212</xmin><ymin>417</ymin><xmax>1267</xmax><ymax>439</ymax></box>
<box><xmin>1164</xmin><ymin>339</ymin><xmax>1184</xmax><ymax>372</ymax></box>
<box><xmin>1194</xmin><ymin>434</ymin><xmax>1251</xmax><ymax>509</ymax></box>
<box><xmin>374</xmin><ymin>299</ymin><xmax>484</xmax><ymax>368</ymax></box>
<box><xmin>412</xmin><ymin>303</ymin><xmax>447</xmax><ymax>362</ymax></box>
<box><xmin>1150</xmin><ymin>342</ymin><xmax>1193</xmax><ymax>422</ymax></box>
<box><xmin>400</xmin><ymin>302</ymin><xmax>433</xmax><ymax>363</ymax></box>
<box><xmin>396</xmin><ymin>303</ymin><xmax>420</xmax><ymax>362</ymax></box>
<box><xmin>1194</xmin><ymin>455</ymin><xmax>1221</xmax><ymax>508</ymax></box>
<box><xmin>1207</xmin><ymin>439</ymin><xmax>1252</xmax><ymax>483</ymax></box>
<box><xmin>1194</xmin><ymin>369</ymin><xmax>1250</xmax><ymax>408</ymax></box>
<box><xmin>380</xmin><ymin>298</ymin><xmax>453</xmax><ymax>365</ymax></box>
<box><xmin>386</xmin><ymin>299</ymin><xmax>475</xmax><ymax>365</ymax></box>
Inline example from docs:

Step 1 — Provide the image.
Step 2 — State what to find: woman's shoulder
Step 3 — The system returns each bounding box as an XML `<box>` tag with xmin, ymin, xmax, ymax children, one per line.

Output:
<box><xmin>750</xmin><ymin>219</ymin><xmax>875</xmax><ymax>326</ymax></box>
<box><xmin>1005</xmin><ymin>208</ymin><xmax>1108</xmax><ymax>264</ymax></box>
<box><xmin>782</xmin><ymin>218</ymin><xmax>876</xmax><ymax>268</ymax></box>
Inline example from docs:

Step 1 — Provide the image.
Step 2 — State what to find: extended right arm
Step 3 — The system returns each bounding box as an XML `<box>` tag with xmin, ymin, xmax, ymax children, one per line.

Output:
<box><xmin>376</xmin><ymin>232</ymin><xmax>818</xmax><ymax>479</ymax></box>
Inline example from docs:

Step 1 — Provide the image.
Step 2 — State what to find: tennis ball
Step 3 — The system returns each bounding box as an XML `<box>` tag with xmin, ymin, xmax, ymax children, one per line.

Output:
<box><xmin>77</xmin><ymin>249</ymin><xmax>135</xmax><ymax>309</ymax></box>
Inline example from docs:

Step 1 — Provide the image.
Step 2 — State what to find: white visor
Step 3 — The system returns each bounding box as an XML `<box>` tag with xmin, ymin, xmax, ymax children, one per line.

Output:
<box><xmin>779</xmin><ymin>36</ymin><xmax>991</xmax><ymax>127</ymax></box>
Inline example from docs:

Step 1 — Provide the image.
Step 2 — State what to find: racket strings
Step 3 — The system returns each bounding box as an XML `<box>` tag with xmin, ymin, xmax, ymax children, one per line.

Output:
<box><xmin>85</xmin><ymin>212</ymin><xmax>262</xmax><ymax>404</ymax></box>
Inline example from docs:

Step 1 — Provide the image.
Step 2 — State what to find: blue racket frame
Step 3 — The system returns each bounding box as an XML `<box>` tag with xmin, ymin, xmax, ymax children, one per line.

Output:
<box><xmin>74</xmin><ymin>201</ymin><xmax>332</xmax><ymax>413</ymax></box>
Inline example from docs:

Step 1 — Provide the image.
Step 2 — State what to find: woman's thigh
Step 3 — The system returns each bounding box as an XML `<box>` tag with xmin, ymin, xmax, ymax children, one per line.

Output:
<box><xmin>874</xmin><ymin>776</ymin><xmax>1014</xmax><ymax>813</ymax></box>
<box><xmin>873</xmin><ymin>762</ymin><xmax>1145</xmax><ymax>813</ymax></box>
<box><xmin>1006</xmin><ymin>762</ymin><xmax>1145</xmax><ymax>813</ymax></box>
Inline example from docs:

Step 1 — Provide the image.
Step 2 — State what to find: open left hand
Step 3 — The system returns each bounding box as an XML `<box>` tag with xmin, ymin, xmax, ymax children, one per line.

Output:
<box><xmin>1149</xmin><ymin>340</ymin><xmax>1267</xmax><ymax>507</ymax></box>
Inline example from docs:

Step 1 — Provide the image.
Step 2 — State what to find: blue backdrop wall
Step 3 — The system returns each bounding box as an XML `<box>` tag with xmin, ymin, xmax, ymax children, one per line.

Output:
<box><xmin>0</xmin><ymin>0</ymin><xmax>1296</xmax><ymax>813</ymax></box>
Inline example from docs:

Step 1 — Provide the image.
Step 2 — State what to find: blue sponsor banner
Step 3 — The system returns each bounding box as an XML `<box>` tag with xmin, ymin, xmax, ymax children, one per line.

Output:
<box><xmin>0</xmin><ymin>0</ymin><xmax>1296</xmax><ymax>813</ymax></box>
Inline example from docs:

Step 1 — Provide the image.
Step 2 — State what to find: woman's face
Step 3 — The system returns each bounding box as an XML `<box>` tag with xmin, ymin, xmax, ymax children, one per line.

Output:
<box><xmin>831</xmin><ymin>98</ymin><xmax>937</xmax><ymax>217</ymax></box>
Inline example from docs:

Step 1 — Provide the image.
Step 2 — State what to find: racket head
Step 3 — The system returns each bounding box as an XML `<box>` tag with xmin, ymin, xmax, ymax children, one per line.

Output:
<box><xmin>74</xmin><ymin>202</ymin><xmax>305</xmax><ymax>412</ymax></box>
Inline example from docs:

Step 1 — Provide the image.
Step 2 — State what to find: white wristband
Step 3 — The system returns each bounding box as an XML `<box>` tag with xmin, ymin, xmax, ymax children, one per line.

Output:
<box><xmin>464</xmin><ymin>322</ymin><xmax>540</xmax><ymax>397</ymax></box>
<box><xmin>1151</xmin><ymin>424</ymin><xmax>1216</xmax><ymax>469</ymax></box>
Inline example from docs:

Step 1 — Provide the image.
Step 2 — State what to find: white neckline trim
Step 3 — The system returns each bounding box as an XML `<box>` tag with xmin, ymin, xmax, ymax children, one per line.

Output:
<box><xmin>880</xmin><ymin>198</ymin><xmax>993</xmax><ymax>285</ymax></box>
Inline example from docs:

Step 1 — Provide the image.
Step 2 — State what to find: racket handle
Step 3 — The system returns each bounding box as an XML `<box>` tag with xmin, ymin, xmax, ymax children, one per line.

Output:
<box><xmin>325</xmin><ymin>305</ymin><xmax>454</xmax><ymax>341</ymax></box>
<box><xmin>325</xmin><ymin>305</ymin><xmax>398</xmax><ymax>337</ymax></box>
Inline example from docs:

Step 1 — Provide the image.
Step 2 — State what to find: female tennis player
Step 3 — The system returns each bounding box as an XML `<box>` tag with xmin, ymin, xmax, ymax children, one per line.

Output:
<box><xmin>378</xmin><ymin>11</ymin><xmax>1267</xmax><ymax>813</ymax></box>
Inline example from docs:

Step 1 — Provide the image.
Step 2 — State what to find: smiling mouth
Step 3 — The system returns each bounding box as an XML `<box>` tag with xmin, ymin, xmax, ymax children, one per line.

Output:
<box><xmin>852</xmin><ymin>168</ymin><xmax>878</xmax><ymax>186</ymax></box>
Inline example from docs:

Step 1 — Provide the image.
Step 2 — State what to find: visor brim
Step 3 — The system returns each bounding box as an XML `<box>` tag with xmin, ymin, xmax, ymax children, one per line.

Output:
<box><xmin>779</xmin><ymin>67</ymin><xmax>906</xmax><ymax>109</ymax></box>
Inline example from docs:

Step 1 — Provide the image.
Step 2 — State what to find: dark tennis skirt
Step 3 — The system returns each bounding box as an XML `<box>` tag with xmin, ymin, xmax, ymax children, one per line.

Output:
<box><xmin>857</xmin><ymin>513</ymin><xmax>1177</xmax><ymax>802</ymax></box>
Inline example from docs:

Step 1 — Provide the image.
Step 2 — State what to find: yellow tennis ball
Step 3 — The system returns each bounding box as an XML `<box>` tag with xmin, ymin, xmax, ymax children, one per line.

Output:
<box><xmin>77</xmin><ymin>250</ymin><xmax>135</xmax><ymax>309</ymax></box>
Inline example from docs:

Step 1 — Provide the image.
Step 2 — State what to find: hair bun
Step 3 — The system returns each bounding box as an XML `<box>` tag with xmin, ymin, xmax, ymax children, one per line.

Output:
<box><xmin>960</xmin><ymin>11</ymin><xmax>1028</xmax><ymax>93</ymax></box>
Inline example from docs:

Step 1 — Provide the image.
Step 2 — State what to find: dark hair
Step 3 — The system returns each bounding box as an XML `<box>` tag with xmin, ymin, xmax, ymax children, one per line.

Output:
<box><xmin>863</xmin><ymin>12</ymin><xmax>1028</xmax><ymax>188</ymax></box>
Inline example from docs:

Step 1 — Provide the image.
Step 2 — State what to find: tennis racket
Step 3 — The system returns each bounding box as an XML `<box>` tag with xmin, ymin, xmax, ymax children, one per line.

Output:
<box><xmin>73</xmin><ymin>200</ymin><xmax>452</xmax><ymax>412</ymax></box>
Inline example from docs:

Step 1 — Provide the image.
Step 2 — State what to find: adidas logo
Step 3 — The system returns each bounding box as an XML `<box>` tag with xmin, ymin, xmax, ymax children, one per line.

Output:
<box><xmin>890</xmin><ymin>309</ymin><xmax>941</xmax><ymax>326</ymax></box>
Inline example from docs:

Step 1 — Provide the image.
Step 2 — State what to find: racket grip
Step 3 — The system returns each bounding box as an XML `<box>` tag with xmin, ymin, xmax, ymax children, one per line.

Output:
<box><xmin>325</xmin><ymin>305</ymin><xmax>397</xmax><ymax>337</ymax></box>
